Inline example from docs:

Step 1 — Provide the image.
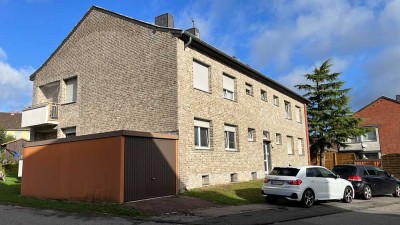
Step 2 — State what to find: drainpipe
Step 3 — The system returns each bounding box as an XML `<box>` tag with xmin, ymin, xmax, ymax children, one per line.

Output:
<box><xmin>182</xmin><ymin>31</ymin><xmax>192</xmax><ymax>49</ymax></box>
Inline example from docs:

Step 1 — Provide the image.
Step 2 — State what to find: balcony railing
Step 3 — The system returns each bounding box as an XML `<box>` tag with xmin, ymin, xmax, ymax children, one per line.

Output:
<box><xmin>21</xmin><ymin>103</ymin><xmax>59</xmax><ymax>128</ymax></box>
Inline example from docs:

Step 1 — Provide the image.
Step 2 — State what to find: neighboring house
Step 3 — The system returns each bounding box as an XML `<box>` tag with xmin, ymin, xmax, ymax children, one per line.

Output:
<box><xmin>339</xmin><ymin>96</ymin><xmax>400</xmax><ymax>159</ymax></box>
<box><xmin>0</xmin><ymin>112</ymin><xmax>30</xmax><ymax>141</ymax></box>
<box><xmin>21</xmin><ymin>6</ymin><xmax>309</xmax><ymax>190</ymax></box>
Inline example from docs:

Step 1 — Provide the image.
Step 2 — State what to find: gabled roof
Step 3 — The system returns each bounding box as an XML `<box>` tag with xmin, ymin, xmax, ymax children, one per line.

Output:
<box><xmin>0</xmin><ymin>112</ymin><xmax>23</xmax><ymax>130</ymax></box>
<box><xmin>356</xmin><ymin>96</ymin><xmax>400</xmax><ymax>113</ymax></box>
<box><xmin>29</xmin><ymin>6</ymin><xmax>307</xmax><ymax>103</ymax></box>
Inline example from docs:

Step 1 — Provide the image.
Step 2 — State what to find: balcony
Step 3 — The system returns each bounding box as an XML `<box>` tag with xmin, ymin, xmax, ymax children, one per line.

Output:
<box><xmin>21</xmin><ymin>103</ymin><xmax>59</xmax><ymax>128</ymax></box>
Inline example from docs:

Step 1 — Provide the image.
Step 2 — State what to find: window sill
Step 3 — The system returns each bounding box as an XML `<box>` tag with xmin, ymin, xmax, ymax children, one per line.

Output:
<box><xmin>286</xmin><ymin>118</ymin><xmax>292</xmax><ymax>120</ymax></box>
<box><xmin>246</xmin><ymin>94</ymin><xmax>254</xmax><ymax>97</ymax></box>
<box><xmin>194</xmin><ymin>88</ymin><xmax>211</xmax><ymax>94</ymax></box>
<box><xmin>224</xmin><ymin>97</ymin><xmax>236</xmax><ymax>102</ymax></box>
<box><xmin>61</xmin><ymin>101</ymin><xmax>76</xmax><ymax>106</ymax></box>
<box><xmin>225</xmin><ymin>149</ymin><xmax>239</xmax><ymax>152</ymax></box>
<box><xmin>195</xmin><ymin>147</ymin><xmax>211</xmax><ymax>150</ymax></box>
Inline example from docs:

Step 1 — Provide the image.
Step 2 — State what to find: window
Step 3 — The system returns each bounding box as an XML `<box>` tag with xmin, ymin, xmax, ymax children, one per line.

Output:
<box><xmin>248</xmin><ymin>128</ymin><xmax>255</xmax><ymax>142</ymax></box>
<box><xmin>348</xmin><ymin>136</ymin><xmax>362</xmax><ymax>143</ymax></box>
<box><xmin>273</xmin><ymin>95</ymin><xmax>279</xmax><ymax>106</ymax></box>
<box><xmin>245</xmin><ymin>83</ymin><xmax>253</xmax><ymax>96</ymax></box>
<box><xmin>194</xmin><ymin>119</ymin><xmax>210</xmax><ymax>149</ymax></box>
<box><xmin>263</xmin><ymin>131</ymin><xmax>270</xmax><ymax>140</ymax></box>
<box><xmin>224</xmin><ymin>125</ymin><xmax>236</xmax><ymax>150</ymax></box>
<box><xmin>298</xmin><ymin>138</ymin><xmax>304</xmax><ymax>155</ymax></box>
<box><xmin>284</xmin><ymin>101</ymin><xmax>292</xmax><ymax>119</ymax></box>
<box><xmin>14</xmin><ymin>131</ymin><xmax>22</xmax><ymax>139</ymax></box>
<box><xmin>65</xmin><ymin>77</ymin><xmax>77</xmax><ymax>103</ymax></box>
<box><xmin>62</xmin><ymin>127</ymin><xmax>76</xmax><ymax>138</ymax></box>
<box><xmin>260</xmin><ymin>89</ymin><xmax>267</xmax><ymax>101</ymax></box>
<box><xmin>295</xmin><ymin>106</ymin><xmax>302</xmax><ymax>123</ymax></box>
<box><xmin>363</xmin><ymin>129</ymin><xmax>377</xmax><ymax>141</ymax></box>
<box><xmin>276</xmin><ymin>133</ymin><xmax>282</xmax><ymax>145</ymax></box>
<box><xmin>223</xmin><ymin>74</ymin><xmax>235</xmax><ymax>100</ymax></box>
<box><xmin>251</xmin><ymin>172</ymin><xmax>257</xmax><ymax>180</ymax></box>
<box><xmin>287</xmin><ymin>136</ymin><xmax>293</xmax><ymax>154</ymax></box>
<box><xmin>193</xmin><ymin>60</ymin><xmax>209</xmax><ymax>92</ymax></box>
<box><xmin>230</xmin><ymin>173</ymin><xmax>238</xmax><ymax>182</ymax></box>
<box><xmin>202</xmin><ymin>175</ymin><xmax>209</xmax><ymax>185</ymax></box>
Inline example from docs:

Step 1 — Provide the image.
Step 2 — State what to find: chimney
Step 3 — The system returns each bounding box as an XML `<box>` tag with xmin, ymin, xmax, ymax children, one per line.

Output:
<box><xmin>186</xmin><ymin>27</ymin><xmax>200</xmax><ymax>38</ymax></box>
<box><xmin>396</xmin><ymin>95</ymin><xmax>400</xmax><ymax>101</ymax></box>
<box><xmin>155</xmin><ymin>13</ymin><xmax>174</xmax><ymax>28</ymax></box>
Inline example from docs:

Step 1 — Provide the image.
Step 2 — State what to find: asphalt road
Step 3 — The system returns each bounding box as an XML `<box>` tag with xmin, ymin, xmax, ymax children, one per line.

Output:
<box><xmin>1</xmin><ymin>196</ymin><xmax>400</xmax><ymax>225</ymax></box>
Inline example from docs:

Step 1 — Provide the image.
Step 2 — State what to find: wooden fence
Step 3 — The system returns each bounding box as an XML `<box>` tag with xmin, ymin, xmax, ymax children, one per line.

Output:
<box><xmin>381</xmin><ymin>154</ymin><xmax>400</xmax><ymax>178</ymax></box>
<box><xmin>316</xmin><ymin>152</ymin><xmax>356</xmax><ymax>169</ymax></box>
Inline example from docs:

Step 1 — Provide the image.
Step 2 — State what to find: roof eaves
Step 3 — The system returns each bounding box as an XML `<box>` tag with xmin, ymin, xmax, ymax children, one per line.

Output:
<box><xmin>356</xmin><ymin>96</ymin><xmax>400</xmax><ymax>113</ymax></box>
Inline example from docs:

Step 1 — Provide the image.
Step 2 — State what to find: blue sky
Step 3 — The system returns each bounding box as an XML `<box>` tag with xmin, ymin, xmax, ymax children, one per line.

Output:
<box><xmin>1</xmin><ymin>0</ymin><xmax>399</xmax><ymax>112</ymax></box>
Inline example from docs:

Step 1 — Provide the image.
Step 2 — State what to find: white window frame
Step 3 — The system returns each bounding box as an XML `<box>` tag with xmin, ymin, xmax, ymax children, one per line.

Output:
<box><xmin>224</xmin><ymin>125</ymin><xmax>237</xmax><ymax>151</ymax></box>
<box><xmin>248</xmin><ymin>128</ymin><xmax>255</xmax><ymax>142</ymax></box>
<box><xmin>295</xmin><ymin>106</ymin><xmax>302</xmax><ymax>123</ymax></box>
<box><xmin>63</xmin><ymin>127</ymin><xmax>76</xmax><ymax>138</ymax></box>
<box><xmin>223</xmin><ymin>74</ymin><xmax>235</xmax><ymax>100</ymax></box>
<box><xmin>298</xmin><ymin>138</ymin><xmax>304</xmax><ymax>155</ymax></box>
<box><xmin>363</xmin><ymin>128</ymin><xmax>377</xmax><ymax>142</ymax></box>
<box><xmin>276</xmin><ymin>133</ymin><xmax>282</xmax><ymax>145</ymax></box>
<box><xmin>194</xmin><ymin>119</ymin><xmax>210</xmax><ymax>149</ymax></box>
<box><xmin>245</xmin><ymin>83</ymin><xmax>253</xmax><ymax>96</ymax></box>
<box><xmin>273</xmin><ymin>95</ymin><xmax>279</xmax><ymax>106</ymax></box>
<box><xmin>193</xmin><ymin>60</ymin><xmax>209</xmax><ymax>92</ymax></box>
<box><xmin>285</xmin><ymin>101</ymin><xmax>292</xmax><ymax>119</ymax></box>
<box><xmin>287</xmin><ymin>136</ymin><xmax>294</xmax><ymax>155</ymax></box>
<box><xmin>263</xmin><ymin>131</ymin><xmax>270</xmax><ymax>140</ymax></box>
<box><xmin>65</xmin><ymin>77</ymin><xmax>77</xmax><ymax>103</ymax></box>
<box><xmin>261</xmin><ymin>89</ymin><xmax>267</xmax><ymax>101</ymax></box>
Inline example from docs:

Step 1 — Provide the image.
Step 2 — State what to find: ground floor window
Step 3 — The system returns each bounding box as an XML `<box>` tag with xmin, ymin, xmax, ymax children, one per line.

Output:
<box><xmin>194</xmin><ymin>119</ymin><xmax>210</xmax><ymax>149</ymax></box>
<box><xmin>224</xmin><ymin>125</ymin><xmax>236</xmax><ymax>150</ymax></box>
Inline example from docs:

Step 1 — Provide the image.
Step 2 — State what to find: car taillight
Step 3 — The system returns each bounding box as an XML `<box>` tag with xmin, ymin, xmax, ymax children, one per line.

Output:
<box><xmin>288</xmin><ymin>179</ymin><xmax>302</xmax><ymax>185</ymax></box>
<box><xmin>348</xmin><ymin>175</ymin><xmax>362</xmax><ymax>181</ymax></box>
<box><xmin>264</xmin><ymin>178</ymin><xmax>269</xmax><ymax>183</ymax></box>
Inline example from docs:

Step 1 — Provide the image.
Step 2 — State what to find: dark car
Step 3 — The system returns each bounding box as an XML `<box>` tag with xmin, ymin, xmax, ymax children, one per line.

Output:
<box><xmin>332</xmin><ymin>164</ymin><xmax>400</xmax><ymax>200</ymax></box>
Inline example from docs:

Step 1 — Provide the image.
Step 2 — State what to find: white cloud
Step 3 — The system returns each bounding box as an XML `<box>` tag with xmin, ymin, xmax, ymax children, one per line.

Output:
<box><xmin>0</xmin><ymin>48</ymin><xmax>34</xmax><ymax>112</ymax></box>
<box><xmin>0</xmin><ymin>48</ymin><xmax>6</xmax><ymax>61</ymax></box>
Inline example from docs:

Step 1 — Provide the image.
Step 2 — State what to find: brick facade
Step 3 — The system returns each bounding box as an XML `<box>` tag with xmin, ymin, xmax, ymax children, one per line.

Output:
<box><xmin>28</xmin><ymin>7</ymin><xmax>309</xmax><ymax>190</ymax></box>
<box><xmin>356</xmin><ymin>97</ymin><xmax>400</xmax><ymax>155</ymax></box>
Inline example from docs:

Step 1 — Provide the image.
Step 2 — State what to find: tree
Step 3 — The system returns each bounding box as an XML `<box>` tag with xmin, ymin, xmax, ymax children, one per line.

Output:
<box><xmin>0</xmin><ymin>126</ymin><xmax>15</xmax><ymax>146</ymax></box>
<box><xmin>295</xmin><ymin>59</ymin><xmax>367</xmax><ymax>167</ymax></box>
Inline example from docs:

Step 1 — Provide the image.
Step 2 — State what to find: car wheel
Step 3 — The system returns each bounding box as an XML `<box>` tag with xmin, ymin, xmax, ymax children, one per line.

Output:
<box><xmin>342</xmin><ymin>186</ymin><xmax>353</xmax><ymax>203</ymax></box>
<box><xmin>265</xmin><ymin>196</ymin><xmax>278</xmax><ymax>203</ymax></box>
<box><xmin>393</xmin><ymin>184</ymin><xmax>400</xmax><ymax>197</ymax></box>
<box><xmin>302</xmin><ymin>189</ymin><xmax>314</xmax><ymax>208</ymax></box>
<box><xmin>362</xmin><ymin>185</ymin><xmax>372</xmax><ymax>200</ymax></box>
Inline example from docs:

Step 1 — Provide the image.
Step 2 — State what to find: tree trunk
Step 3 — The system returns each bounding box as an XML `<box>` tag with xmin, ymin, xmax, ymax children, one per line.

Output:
<box><xmin>320</xmin><ymin>149</ymin><xmax>326</xmax><ymax>167</ymax></box>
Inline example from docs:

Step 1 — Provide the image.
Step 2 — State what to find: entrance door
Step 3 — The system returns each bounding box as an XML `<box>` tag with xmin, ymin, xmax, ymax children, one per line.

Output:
<box><xmin>263</xmin><ymin>141</ymin><xmax>272</xmax><ymax>174</ymax></box>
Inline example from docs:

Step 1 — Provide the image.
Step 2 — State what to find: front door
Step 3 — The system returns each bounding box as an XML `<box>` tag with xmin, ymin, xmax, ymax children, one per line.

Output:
<box><xmin>263</xmin><ymin>141</ymin><xmax>272</xmax><ymax>174</ymax></box>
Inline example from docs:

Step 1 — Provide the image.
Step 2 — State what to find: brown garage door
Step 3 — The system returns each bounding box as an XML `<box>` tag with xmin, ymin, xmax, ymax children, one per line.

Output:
<box><xmin>124</xmin><ymin>136</ymin><xmax>177</xmax><ymax>201</ymax></box>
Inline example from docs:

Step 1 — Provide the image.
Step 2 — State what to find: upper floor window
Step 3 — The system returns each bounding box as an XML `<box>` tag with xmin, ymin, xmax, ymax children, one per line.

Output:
<box><xmin>65</xmin><ymin>77</ymin><xmax>77</xmax><ymax>103</ymax></box>
<box><xmin>287</xmin><ymin>136</ymin><xmax>294</xmax><ymax>155</ymax></box>
<box><xmin>194</xmin><ymin>119</ymin><xmax>210</xmax><ymax>149</ymax></box>
<box><xmin>261</xmin><ymin>89</ymin><xmax>267</xmax><ymax>101</ymax></box>
<box><xmin>248</xmin><ymin>128</ymin><xmax>256</xmax><ymax>142</ymax></box>
<box><xmin>295</xmin><ymin>106</ymin><xmax>302</xmax><ymax>123</ymax></box>
<box><xmin>363</xmin><ymin>129</ymin><xmax>377</xmax><ymax>142</ymax></box>
<box><xmin>298</xmin><ymin>138</ymin><xmax>304</xmax><ymax>155</ymax></box>
<box><xmin>284</xmin><ymin>101</ymin><xmax>292</xmax><ymax>119</ymax></box>
<box><xmin>273</xmin><ymin>95</ymin><xmax>279</xmax><ymax>106</ymax></box>
<box><xmin>224</xmin><ymin>125</ymin><xmax>236</xmax><ymax>150</ymax></box>
<box><xmin>263</xmin><ymin>131</ymin><xmax>270</xmax><ymax>140</ymax></box>
<box><xmin>223</xmin><ymin>74</ymin><xmax>235</xmax><ymax>100</ymax></box>
<box><xmin>276</xmin><ymin>133</ymin><xmax>282</xmax><ymax>145</ymax></box>
<box><xmin>245</xmin><ymin>83</ymin><xmax>253</xmax><ymax>96</ymax></box>
<box><xmin>193</xmin><ymin>60</ymin><xmax>209</xmax><ymax>92</ymax></box>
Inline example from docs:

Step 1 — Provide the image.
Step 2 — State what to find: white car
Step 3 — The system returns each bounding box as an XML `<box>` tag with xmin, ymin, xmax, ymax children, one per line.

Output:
<box><xmin>261</xmin><ymin>166</ymin><xmax>354</xmax><ymax>207</ymax></box>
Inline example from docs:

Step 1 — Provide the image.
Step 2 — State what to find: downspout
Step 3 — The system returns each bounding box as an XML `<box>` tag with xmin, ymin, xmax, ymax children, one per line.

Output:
<box><xmin>182</xmin><ymin>31</ymin><xmax>192</xmax><ymax>49</ymax></box>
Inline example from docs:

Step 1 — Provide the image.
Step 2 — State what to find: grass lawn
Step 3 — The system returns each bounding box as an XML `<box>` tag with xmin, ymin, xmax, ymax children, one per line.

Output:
<box><xmin>183</xmin><ymin>179</ymin><xmax>265</xmax><ymax>205</ymax></box>
<box><xmin>0</xmin><ymin>164</ymin><xmax>144</xmax><ymax>217</ymax></box>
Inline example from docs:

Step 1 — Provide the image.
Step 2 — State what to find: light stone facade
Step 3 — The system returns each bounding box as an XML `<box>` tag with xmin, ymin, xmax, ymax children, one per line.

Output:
<box><xmin>27</xmin><ymin>7</ymin><xmax>309</xmax><ymax>190</ymax></box>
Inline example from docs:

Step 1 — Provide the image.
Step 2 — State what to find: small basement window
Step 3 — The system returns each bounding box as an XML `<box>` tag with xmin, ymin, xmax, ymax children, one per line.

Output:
<box><xmin>230</xmin><ymin>173</ymin><xmax>238</xmax><ymax>182</ymax></box>
<box><xmin>202</xmin><ymin>175</ymin><xmax>210</xmax><ymax>185</ymax></box>
<box><xmin>251</xmin><ymin>172</ymin><xmax>257</xmax><ymax>180</ymax></box>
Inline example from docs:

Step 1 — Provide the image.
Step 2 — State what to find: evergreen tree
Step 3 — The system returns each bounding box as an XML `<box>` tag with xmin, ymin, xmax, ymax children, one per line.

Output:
<box><xmin>295</xmin><ymin>59</ymin><xmax>366</xmax><ymax>166</ymax></box>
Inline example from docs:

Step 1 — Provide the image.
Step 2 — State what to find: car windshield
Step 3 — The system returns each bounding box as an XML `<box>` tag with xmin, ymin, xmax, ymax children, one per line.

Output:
<box><xmin>332</xmin><ymin>166</ymin><xmax>357</xmax><ymax>176</ymax></box>
<box><xmin>269</xmin><ymin>167</ymin><xmax>300</xmax><ymax>176</ymax></box>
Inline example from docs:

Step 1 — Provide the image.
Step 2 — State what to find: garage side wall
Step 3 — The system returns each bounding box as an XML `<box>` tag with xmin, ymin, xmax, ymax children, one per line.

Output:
<box><xmin>21</xmin><ymin>136</ymin><xmax>124</xmax><ymax>203</ymax></box>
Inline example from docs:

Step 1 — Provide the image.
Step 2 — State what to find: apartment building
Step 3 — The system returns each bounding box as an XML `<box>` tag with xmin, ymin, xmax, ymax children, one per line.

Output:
<box><xmin>22</xmin><ymin>6</ymin><xmax>309</xmax><ymax>190</ymax></box>
<box><xmin>339</xmin><ymin>96</ymin><xmax>400</xmax><ymax>159</ymax></box>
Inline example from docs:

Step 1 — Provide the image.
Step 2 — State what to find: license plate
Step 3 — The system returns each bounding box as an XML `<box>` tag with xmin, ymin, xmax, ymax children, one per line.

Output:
<box><xmin>271</xmin><ymin>180</ymin><xmax>284</xmax><ymax>185</ymax></box>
